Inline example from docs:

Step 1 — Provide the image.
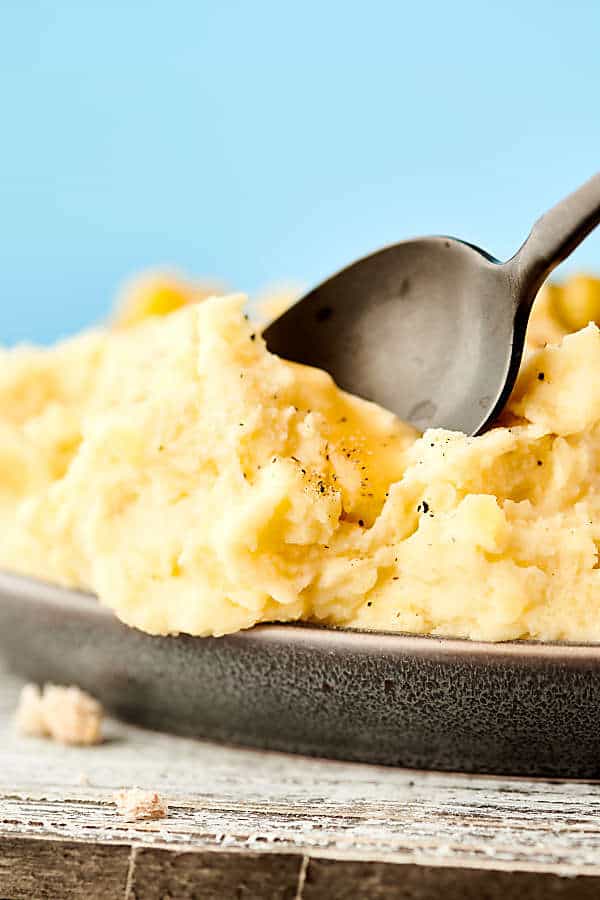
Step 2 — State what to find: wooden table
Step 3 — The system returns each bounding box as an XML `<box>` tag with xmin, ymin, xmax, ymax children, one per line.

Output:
<box><xmin>2</xmin><ymin>664</ymin><xmax>600</xmax><ymax>899</ymax></box>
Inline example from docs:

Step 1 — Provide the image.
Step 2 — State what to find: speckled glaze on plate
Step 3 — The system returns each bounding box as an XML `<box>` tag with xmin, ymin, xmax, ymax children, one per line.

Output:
<box><xmin>1</xmin><ymin>570</ymin><xmax>600</xmax><ymax>778</ymax></box>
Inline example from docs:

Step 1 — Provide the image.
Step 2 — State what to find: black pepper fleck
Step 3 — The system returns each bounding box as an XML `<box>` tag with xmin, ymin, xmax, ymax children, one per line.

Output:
<box><xmin>537</xmin><ymin>372</ymin><xmax>545</xmax><ymax>381</ymax></box>
<box><xmin>417</xmin><ymin>500</ymin><xmax>430</xmax><ymax>514</ymax></box>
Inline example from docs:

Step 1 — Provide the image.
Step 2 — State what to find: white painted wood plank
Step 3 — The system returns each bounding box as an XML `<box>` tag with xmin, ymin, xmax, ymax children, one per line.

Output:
<box><xmin>2</xmin><ymin>663</ymin><xmax>600</xmax><ymax>878</ymax></box>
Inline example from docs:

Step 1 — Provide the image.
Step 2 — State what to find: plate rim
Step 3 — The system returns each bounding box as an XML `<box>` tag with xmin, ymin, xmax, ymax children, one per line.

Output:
<box><xmin>2</xmin><ymin>568</ymin><xmax>600</xmax><ymax>666</ymax></box>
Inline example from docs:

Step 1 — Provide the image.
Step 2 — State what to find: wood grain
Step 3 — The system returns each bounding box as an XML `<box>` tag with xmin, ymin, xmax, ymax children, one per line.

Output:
<box><xmin>302</xmin><ymin>860</ymin><xmax>600</xmax><ymax>900</ymax></box>
<box><xmin>0</xmin><ymin>836</ymin><xmax>130</xmax><ymax>900</ymax></box>
<box><xmin>3</xmin><ymin>663</ymin><xmax>600</xmax><ymax>897</ymax></box>
<box><xmin>127</xmin><ymin>848</ymin><xmax>302</xmax><ymax>900</ymax></box>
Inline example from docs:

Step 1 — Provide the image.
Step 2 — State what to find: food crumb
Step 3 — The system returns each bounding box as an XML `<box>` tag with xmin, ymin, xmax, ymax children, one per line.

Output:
<box><xmin>15</xmin><ymin>684</ymin><xmax>46</xmax><ymax>738</ymax></box>
<box><xmin>114</xmin><ymin>788</ymin><xmax>168</xmax><ymax>821</ymax></box>
<box><xmin>15</xmin><ymin>683</ymin><xmax>103</xmax><ymax>746</ymax></box>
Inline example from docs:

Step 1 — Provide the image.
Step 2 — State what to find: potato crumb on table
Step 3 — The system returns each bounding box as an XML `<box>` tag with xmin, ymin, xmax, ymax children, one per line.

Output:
<box><xmin>114</xmin><ymin>788</ymin><xmax>168</xmax><ymax>820</ymax></box>
<box><xmin>15</xmin><ymin>683</ymin><xmax>103</xmax><ymax>746</ymax></box>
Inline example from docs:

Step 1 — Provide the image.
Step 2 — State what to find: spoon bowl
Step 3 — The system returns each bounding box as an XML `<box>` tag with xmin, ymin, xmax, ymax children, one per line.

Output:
<box><xmin>265</xmin><ymin>174</ymin><xmax>600</xmax><ymax>433</ymax></box>
<box><xmin>266</xmin><ymin>237</ymin><xmax>514</xmax><ymax>434</ymax></box>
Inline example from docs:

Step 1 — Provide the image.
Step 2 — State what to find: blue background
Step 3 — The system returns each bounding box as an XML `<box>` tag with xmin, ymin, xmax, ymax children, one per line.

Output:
<box><xmin>1</xmin><ymin>1</ymin><xmax>599</xmax><ymax>344</ymax></box>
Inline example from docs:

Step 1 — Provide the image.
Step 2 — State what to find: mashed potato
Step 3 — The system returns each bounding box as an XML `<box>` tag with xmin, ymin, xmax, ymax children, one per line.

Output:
<box><xmin>2</xmin><ymin>278</ymin><xmax>600</xmax><ymax>642</ymax></box>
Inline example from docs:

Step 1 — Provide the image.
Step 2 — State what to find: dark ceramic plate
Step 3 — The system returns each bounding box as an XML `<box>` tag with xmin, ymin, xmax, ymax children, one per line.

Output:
<box><xmin>1</xmin><ymin>570</ymin><xmax>599</xmax><ymax>778</ymax></box>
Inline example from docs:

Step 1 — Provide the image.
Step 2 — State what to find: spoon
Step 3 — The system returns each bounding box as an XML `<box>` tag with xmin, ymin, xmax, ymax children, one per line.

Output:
<box><xmin>264</xmin><ymin>173</ymin><xmax>600</xmax><ymax>435</ymax></box>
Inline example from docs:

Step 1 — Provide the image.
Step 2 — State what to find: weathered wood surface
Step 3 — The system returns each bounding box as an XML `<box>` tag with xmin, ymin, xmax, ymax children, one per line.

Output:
<box><xmin>2</xmin><ymin>664</ymin><xmax>600</xmax><ymax>897</ymax></box>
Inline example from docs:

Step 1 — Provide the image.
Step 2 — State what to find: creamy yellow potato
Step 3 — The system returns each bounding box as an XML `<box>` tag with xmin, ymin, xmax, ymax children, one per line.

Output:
<box><xmin>2</xmin><ymin>279</ymin><xmax>600</xmax><ymax>642</ymax></box>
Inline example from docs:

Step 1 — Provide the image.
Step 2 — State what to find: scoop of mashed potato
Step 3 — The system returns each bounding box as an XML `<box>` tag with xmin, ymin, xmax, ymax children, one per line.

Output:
<box><xmin>2</xmin><ymin>281</ymin><xmax>600</xmax><ymax>642</ymax></box>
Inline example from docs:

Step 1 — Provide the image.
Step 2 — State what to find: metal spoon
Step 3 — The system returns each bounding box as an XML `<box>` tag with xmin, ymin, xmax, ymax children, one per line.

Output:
<box><xmin>264</xmin><ymin>173</ymin><xmax>600</xmax><ymax>435</ymax></box>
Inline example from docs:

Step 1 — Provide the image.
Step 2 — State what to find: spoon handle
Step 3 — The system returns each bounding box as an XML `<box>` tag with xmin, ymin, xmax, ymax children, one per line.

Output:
<box><xmin>507</xmin><ymin>172</ymin><xmax>600</xmax><ymax>307</ymax></box>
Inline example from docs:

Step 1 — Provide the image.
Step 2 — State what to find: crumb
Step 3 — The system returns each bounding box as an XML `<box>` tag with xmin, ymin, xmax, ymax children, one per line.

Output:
<box><xmin>114</xmin><ymin>788</ymin><xmax>168</xmax><ymax>821</ymax></box>
<box><xmin>42</xmin><ymin>685</ymin><xmax>103</xmax><ymax>745</ymax></box>
<box><xmin>15</xmin><ymin>683</ymin><xmax>103</xmax><ymax>746</ymax></box>
<box><xmin>14</xmin><ymin>684</ymin><xmax>46</xmax><ymax>737</ymax></box>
